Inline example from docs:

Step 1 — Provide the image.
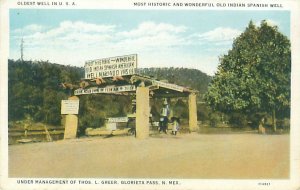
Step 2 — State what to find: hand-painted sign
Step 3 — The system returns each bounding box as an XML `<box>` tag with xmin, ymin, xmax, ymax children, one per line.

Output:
<box><xmin>85</xmin><ymin>54</ymin><xmax>137</xmax><ymax>79</ymax></box>
<box><xmin>74</xmin><ymin>85</ymin><xmax>136</xmax><ymax>95</ymax></box>
<box><xmin>152</xmin><ymin>80</ymin><xmax>184</xmax><ymax>92</ymax></box>
<box><xmin>107</xmin><ymin>117</ymin><xmax>129</xmax><ymax>123</ymax></box>
<box><xmin>61</xmin><ymin>100</ymin><xmax>79</xmax><ymax>114</ymax></box>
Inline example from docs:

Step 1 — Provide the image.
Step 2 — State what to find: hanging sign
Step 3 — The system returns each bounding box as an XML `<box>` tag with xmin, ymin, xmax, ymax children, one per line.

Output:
<box><xmin>74</xmin><ymin>85</ymin><xmax>136</xmax><ymax>95</ymax></box>
<box><xmin>152</xmin><ymin>80</ymin><xmax>184</xmax><ymax>92</ymax></box>
<box><xmin>85</xmin><ymin>54</ymin><xmax>137</xmax><ymax>79</ymax></box>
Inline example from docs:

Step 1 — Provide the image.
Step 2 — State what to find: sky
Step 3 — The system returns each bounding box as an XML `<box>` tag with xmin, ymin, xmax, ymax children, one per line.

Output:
<box><xmin>9</xmin><ymin>9</ymin><xmax>290</xmax><ymax>75</ymax></box>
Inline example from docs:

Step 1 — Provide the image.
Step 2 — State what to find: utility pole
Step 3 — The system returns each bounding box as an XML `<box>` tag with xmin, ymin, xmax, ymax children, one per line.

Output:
<box><xmin>20</xmin><ymin>38</ymin><xmax>24</xmax><ymax>61</ymax></box>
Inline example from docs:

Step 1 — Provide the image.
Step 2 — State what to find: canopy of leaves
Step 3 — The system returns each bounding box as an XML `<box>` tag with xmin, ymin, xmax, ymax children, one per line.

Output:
<box><xmin>205</xmin><ymin>20</ymin><xmax>291</xmax><ymax>120</ymax></box>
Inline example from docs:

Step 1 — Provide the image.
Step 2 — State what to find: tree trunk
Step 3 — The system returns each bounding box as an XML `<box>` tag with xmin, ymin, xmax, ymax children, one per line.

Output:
<box><xmin>272</xmin><ymin>109</ymin><xmax>277</xmax><ymax>132</ymax></box>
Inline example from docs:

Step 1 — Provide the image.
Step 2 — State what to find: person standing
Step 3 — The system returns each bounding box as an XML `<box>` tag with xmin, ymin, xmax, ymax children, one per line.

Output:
<box><xmin>159</xmin><ymin>98</ymin><xmax>170</xmax><ymax>134</ymax></box>
<box><xmin>163</xmin><ymin>116</ymin><xmax>168</xmax><ymax>134</ymax></box>
<box><xmin>172</xmin><ymin>117</ymin><xmax>180</xmax><ymax>136</ymax></box>
<box><xmin>159</xmin><ymin>117</ymin><xmax>164</xmax><ymax>133</ymax></box>
<box><xmin>159</xmin><ymin>116</ymin><xmax>168</xmax><ymax>134</ymax></box>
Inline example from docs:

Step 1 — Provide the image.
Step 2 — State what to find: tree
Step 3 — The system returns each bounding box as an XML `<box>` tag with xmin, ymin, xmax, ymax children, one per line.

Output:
<box><xmin>205</xmin><ymin>20</ymin><xmax>291</xmax><ymax>131</ymax></box>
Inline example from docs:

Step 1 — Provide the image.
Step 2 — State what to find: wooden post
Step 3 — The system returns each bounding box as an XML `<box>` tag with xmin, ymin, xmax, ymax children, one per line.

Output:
<box><xmin>135</xmin><ymin>87</ymin><xmax>149</xmax><ymax>139</ymax></box>
<box><xmin>188</xmin><ymin>93</ymin><xmax>198</xmax><ymax>132</ymax></box>
<box><xmin>64</xmin><ymin>96</ymin><xmax>79</xmax><ymax>139</ymax></box>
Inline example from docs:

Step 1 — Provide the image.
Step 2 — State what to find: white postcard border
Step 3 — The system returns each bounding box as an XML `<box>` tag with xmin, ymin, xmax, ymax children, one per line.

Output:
<box><xmin>1</xmin><ymin>0</ymin><xmax>300</xmax><ymax>190</ymax></box>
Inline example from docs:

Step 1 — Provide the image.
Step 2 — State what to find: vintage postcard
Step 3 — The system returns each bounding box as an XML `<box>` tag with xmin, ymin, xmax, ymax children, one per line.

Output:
<box><xmin>1</xmin><ymin>0</ymin><xmax>300</xmax><ymax>189</ymax></box>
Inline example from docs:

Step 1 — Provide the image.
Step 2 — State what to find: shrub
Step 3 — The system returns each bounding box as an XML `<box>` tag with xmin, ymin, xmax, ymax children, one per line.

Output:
<box><xmin>228</xmin><ymin>113</ymin><xmax>248</xmax><ymax>128</ymax></box>
<box><xmin>208</xmin><ymin>112</ymin><xmax>221</xmax><ymax>127</ymax></box>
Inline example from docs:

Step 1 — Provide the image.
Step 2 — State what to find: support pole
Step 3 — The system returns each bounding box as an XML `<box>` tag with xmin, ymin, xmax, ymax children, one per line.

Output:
<box><xmin>188</xmin><ymin>93</ymin><xmax>198</xmax><ymax>132</ymax></box>
<box><xmin>136</xmin><ymin>87</ymin><xmax>149</xmax><ymax>139</ymax></box>
<box><xmin>64</xmin><ymin>96</ymin><xmax>79</xmax><ymax>139</ymax></box>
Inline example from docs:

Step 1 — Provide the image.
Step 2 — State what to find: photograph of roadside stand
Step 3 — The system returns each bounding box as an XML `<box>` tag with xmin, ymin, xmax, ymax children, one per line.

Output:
<box><xmin>8</xmin><ymin>7</ymin><xmax>290</xmax><ymax>180</ymax></box>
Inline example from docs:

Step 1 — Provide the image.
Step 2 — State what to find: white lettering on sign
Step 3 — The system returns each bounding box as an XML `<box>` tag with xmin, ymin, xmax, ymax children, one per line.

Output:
<box><xmin>107</xmin><ymin>117</ymin><xmax>128</xmax><ymax>123</ymax></box>
<box><xmin>85</xmin><ymin>54</ymin><xmax>137</xmax><ymax>79</ymax></box>
<box><xmin>152</xmin><ymin>80</ymin><xmax>184</xmax><ymax>92</ymax></box>
<box><xmin>61</xmin><ymin>100</ymin><xmax>79</xmax><ymax>114</ymax></box>
<box><xmin>74</xmin><ymin>85</ymin><xmax>136</xmax><ymax>95</ymax></box>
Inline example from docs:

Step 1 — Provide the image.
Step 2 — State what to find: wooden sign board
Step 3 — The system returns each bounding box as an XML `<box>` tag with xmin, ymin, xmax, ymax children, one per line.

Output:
<box><xmin>74</xmin><ymin>85</ymin><xmax>136</xmax><ymax>95</ymax></box>
<box><xmin>107</xmin><ymin>117</ymin><xmax>128</xmax><ymax>123</ymax></box>
<box><xmin>152</xmin><ymin>80</ymin><xmax>184</xmax><ymax>92</ymax></box>
<box><xmin>85</xmin><ymin>54</ymin><xmax>137</xmax><ymax>79</ymax></box>
<box><xmin>61</xmin><ymin>100</ymin><xmax>79</xmax><ymax>114</ymax></box>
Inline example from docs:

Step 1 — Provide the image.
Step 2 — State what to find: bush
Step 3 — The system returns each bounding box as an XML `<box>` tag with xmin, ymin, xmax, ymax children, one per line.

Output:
<box><xmin>78</xmin><ymin>113</ymin><xmax>106</xmax><ymax>136</ymax></box>
<box><xmin>208</xmin><ymin>112</ymin><xmax>221</xmax><ymax>127</ymax></box>
<box><xmin>277</xmin><ymin>118</ymin><xmax>290</xmax><ymax>130</ymax></box>
<box><xmin>197</xmin><ymin>104</ymin><xmax>211</xmax><ymax>123</ymax></box>
<box><xmin>228</xmin><ymin>113</ymin><xmax>248</xmax><ymax>128</ymax></box>
<box><xmin>247</xmin><ymin>112</ymin><xmax>267</xmax><ymax>129</ymax></box>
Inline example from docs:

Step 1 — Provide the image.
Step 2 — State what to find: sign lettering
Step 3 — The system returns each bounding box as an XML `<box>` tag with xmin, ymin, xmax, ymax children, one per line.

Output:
<box><xmin>85</xmin><ymin>54</ymin><xmax>137</xmax><ymax>79</ymax></box>
<box><xmin>61</xmin><ymin>100</ymin><xmax>79</xmax><ymax>114</ymax></box>
<box><xmin>74</xmin><ymin>85</ymin><xmax>136</xmax><ymax>95</ymax></box>
<box><xmin>152</xmin><ymin>80</ymin><xmax>184</xmax><ymax>92</ymax></box>
<box><xmin>107</xmin><ymin>117</ymin><xmax>128</xmax><ymax>123</ymax></box>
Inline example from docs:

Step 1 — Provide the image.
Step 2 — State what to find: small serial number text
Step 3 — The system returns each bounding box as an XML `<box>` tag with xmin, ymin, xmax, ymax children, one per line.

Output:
<box><xmin>258</xmin><ymin>182</ymin><xmax>271</xmax><ymax>186</ymax></box>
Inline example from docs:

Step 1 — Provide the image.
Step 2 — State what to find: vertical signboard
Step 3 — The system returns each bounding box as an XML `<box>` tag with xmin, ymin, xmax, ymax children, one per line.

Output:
<box><xmin>61</xmin><ymin>100</ymin><xmax>80</xmax><ymax>114</ymax></box>
<box><xmin>63</xmin><ymin>96</ymin><xmax>80</xmax><ymax>139</ymax></box>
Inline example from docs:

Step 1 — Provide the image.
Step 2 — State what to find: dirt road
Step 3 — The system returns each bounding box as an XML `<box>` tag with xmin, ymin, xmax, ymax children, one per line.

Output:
<box><xmin>9</xmin><ymin>133</ymin><xmax>289</xmax><ymax>179</ymax></box>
